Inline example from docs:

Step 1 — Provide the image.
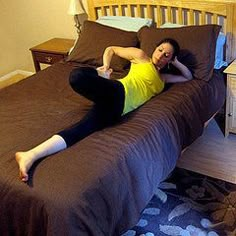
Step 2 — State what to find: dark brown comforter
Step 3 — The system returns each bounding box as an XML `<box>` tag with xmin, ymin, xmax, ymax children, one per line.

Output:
<box><xmin>0</xmin><ymin>62</ymin><xmax>225</xmax><ymax>235</ymax></box>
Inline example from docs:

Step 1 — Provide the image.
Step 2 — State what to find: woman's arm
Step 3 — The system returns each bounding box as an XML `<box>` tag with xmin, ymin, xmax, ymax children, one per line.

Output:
<box><xmin>97</xmin><ymin>46</ymin><xmax>149</xmax><ymax>78</ymax></box>
<box><xmin>99</xmin><ymin>46</ymin><xmax>149</xmax><ymax>70</ymax></box>
<box><xmin>103</xmin><ymin>46</ymin><xmax>148</xmax><ymax>68</ymax></box>
<box><xmin>161</xmin><ymin>57</ymin><xmax>193</xmax><ymax>83</ymax></box>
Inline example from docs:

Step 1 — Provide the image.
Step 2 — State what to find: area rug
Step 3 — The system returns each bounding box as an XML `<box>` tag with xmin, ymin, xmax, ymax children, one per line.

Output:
<box><xmin>123</xmin><ymin>168</ymin><xmax>236</xmax><ymax>236</ymax></box>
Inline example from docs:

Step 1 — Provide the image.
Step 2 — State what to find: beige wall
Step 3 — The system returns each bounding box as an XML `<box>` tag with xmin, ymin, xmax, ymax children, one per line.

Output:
<box><xmin>0</xmin><ymin>0</ymin><xmax>82</xmax><ymax>77</ymax></box>
<box><xmin>0</xmin><ymin>0</ymin><xmax>235</xmax><ymax>77</ymax></box>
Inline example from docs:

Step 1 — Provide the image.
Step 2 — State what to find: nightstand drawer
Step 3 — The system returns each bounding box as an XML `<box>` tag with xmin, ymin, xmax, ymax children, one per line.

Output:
<box><xmin>32</xmin><ymin>52</ymin><xmax>65</xmax><ymax>65</ymax></box>
<box><xmin>229</xmin><ymin>76</ymin><xmax>236</xmax><ymax>98</ymax></box>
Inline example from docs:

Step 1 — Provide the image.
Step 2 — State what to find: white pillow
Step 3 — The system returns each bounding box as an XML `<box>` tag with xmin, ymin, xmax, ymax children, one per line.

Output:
<box><xmin>160</xmin><ymin>22</ymin><xmax>184</xmax><ymax>29</ymax></box>
<box><xmin>160</xmin><ymin>23</ymin><xmax>228</xmax><ymax>69</ymax></box>
<box><xmin>96</xmin><ymin>16</ymin><xmax>153</xmax><ymax>32</ymax></box>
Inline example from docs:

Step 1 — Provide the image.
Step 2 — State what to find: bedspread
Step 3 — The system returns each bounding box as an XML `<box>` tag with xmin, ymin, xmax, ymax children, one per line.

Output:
<box><xmin>0</xmin><ymin>62</ymin><xmax>225</xmax><ymax>235</ymax></box>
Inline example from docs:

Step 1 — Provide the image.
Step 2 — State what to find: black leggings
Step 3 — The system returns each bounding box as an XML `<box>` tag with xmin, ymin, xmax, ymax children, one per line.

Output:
<box><xmin>58</xmin><ymin>67</ymin><xmax>125</xmax><ymax>147</ymax></box>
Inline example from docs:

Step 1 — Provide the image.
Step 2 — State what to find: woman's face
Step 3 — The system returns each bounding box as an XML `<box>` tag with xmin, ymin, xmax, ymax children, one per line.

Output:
<box><xmin>152</xmin><ymin>42</ymin><xmax>174</xmax><ymax>69</ymax></box>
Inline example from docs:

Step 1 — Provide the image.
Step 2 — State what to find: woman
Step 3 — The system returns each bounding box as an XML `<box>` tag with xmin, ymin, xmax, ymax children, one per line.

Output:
<box><xmin>16</xmin><ymin>38</ymin><xmax>193</xmax><ymax>182</ymax></box>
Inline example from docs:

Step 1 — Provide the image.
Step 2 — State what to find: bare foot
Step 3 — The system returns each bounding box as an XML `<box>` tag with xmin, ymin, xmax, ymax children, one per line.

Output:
<box><xmin>15</xmin><ymin>152</ymin><xmax>34</xmax><ymax>182</ymax></box>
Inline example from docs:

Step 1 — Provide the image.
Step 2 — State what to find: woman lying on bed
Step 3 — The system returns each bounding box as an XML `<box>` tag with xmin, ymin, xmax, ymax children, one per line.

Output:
<box><xmin>16</xmin><ymin>38</ymin><xmax>193</xmax><ymax>182</ymax></box>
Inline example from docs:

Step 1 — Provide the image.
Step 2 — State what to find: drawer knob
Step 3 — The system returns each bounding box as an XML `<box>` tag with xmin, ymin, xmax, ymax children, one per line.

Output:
<box><xmin>228</xmin><ymin>112</ymin><xmax>233</xmax><ymax>117</ymax></box>
<box><xmin>45</xmin><ymin>56</ymin><xmax>53</xmax><ymax>63</ymax></box>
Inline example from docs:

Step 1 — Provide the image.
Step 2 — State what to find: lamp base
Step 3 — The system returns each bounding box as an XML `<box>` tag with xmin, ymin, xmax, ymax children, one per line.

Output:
<box><xmin>74</xmin><ymin>15</ymin><xmax>82</xmax><ymax>34</ymax></box>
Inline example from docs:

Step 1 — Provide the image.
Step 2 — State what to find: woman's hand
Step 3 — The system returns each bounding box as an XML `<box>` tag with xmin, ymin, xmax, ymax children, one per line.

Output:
<box><xmin>161</xmin><ymin>56</ymin><xmax>193</xmax><ymax>83</ymax></box>
<box><xmin>170</xmin><ymin>56</ymin><xmax>193</xmax><ymax>81</ymax></box>
<box><xmin>96</xmin><ymin>66</ymin><xmax>113</xmax><ymax>79</ymax></box>
<box><xmin>170</xmin><ymin>56</ymin><xmax>179</xmax><ymax>66</ymax></box>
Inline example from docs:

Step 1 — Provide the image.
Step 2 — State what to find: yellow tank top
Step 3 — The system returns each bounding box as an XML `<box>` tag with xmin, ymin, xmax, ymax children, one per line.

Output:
<box><xmin>120</xmin><ymin>61</ymin><xmax>164</xmax><ymax>115</ymax></box>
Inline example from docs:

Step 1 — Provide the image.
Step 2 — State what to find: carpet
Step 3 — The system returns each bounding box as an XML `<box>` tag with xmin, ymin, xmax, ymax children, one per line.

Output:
<box><xmin>123</xmin><ymin>168</ymin><xmax>236</xmax><ymax>236</ymax></box>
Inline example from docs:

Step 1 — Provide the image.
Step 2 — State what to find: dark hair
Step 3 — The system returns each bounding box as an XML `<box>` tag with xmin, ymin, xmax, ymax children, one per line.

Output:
<box><xmin>156</xmin><ymin>38</ymin><xmax>180</xmax><ymax>60</ymax></box>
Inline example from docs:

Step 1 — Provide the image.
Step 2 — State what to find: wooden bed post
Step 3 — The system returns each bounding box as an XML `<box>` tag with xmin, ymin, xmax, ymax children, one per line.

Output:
<box><xmin>87</xmin><ymin>0</ymin><xmax>96</xmax><ymax>20</ymax></box>
<box><xmin>230</xmin><ymin>3</ymin><xmax>236</xmax><ymax>62</ymax></box>
<box><xmin>226</xmin><ymin>3</ymin><xmax>236</xmax><ymax>63</ymax></box>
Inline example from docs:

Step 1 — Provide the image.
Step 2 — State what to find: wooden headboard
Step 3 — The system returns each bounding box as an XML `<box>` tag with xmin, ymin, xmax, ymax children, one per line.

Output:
<box><xmin>87</xmin><ymin>0</ymin><xmax>236</xmax><ymax>63</ymax></box>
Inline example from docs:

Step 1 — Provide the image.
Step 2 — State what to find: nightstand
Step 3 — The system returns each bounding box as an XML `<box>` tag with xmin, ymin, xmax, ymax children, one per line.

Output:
<box><xmin>224</xmin><ymin>59</ymin><xmax>236</xmax><ymax>137</ymax></box>
<box><xmin>30</xmin><ymin>38</ymin><xmax>75</xmax><ymax>72</ymax></box>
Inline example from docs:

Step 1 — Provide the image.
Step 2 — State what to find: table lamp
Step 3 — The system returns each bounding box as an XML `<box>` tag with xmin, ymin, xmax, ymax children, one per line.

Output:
<box><xmin>68</xmin><ymin>0</ymin><xmax>86</xmax><ymax>34</ymax></box>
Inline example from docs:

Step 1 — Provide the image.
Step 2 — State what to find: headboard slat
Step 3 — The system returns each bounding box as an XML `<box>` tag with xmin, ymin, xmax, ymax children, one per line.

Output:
<box><xmin>127</xmin><ymin>4</ymin><xmax>132</xmax><ymax>17</ymax></box>
<box><xmin>178</xmin><ymin>7</ymin><xmax>183</xmax><ymax>25</ymax></box>
<box><xmin>109</xmin><ymin>5</ymin><xmax>114</xmax><ymax>16</ymax></box>
<box><xmin>167</xmin><ymin>6</ymin><xmax>172</xmax><ymax>23</ymax></box>
<box><xmin>101</xmin><ymin>6</ymin><xmax>105</xmax><ymax>16</ymax></box>
<box><xmin>136</xmin><ymin>4</ymin><xmax>141</xmax><ymax>17</ymax></box>
<box><xmin>189</xmin><ymin>9</ymin><xmax>194</xmax><ymax>25</ymax></box>
<box><xmin>156</xmin><ymin>5</ymin><xmax>162</xmax><ymax>27</ymax></box>
<box><xmin>213</xmin><ymin>13</ymin><xmax>218</xmax><ymax>24</ymax></box>
<box><xmin>200</xmin><ymin>11</ymin><xmax>206</xmax><ymax>25</ymax></box>
<box><xmin>118</xmin><ymin>5</ymin><xmax>122</xmax><ymax>16</ymax></box>
<box><xmin>147</xmin><ymin>5</ymin><xmax>152</xmax><ymax>19</ymax></box>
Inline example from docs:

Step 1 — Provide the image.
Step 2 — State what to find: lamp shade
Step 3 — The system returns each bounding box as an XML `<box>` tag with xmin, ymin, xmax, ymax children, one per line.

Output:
<box><xmin>68</xmin><ymin>0</ymin><xmax>85</xmax><ymax>15</ymax></box>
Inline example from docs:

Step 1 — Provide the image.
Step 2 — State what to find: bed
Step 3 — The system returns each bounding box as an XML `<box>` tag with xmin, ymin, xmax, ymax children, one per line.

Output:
<box><xmin>0</xmin><ymin>0</ymin><xmax>236</xmax><ymax>235</ymax></box>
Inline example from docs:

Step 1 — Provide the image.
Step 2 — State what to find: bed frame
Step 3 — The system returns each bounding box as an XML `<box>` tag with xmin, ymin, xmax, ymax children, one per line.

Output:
<box><xmin>86</xmin><ymin>0</ymin><xmax>236</xmax><ymax>183</ymax></box>
<box><xmin>87</xmin><ymin>0</ymin><xmax>236</xmax><ymax>63</ymax></box>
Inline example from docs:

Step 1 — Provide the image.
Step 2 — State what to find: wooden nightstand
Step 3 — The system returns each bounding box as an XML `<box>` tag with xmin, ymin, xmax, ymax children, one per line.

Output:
<box><xmin>30</xmin><ymin>38</ymin><xmax>75</xmax><ymax>72</ymax></box>
<box><xmin>224</xmin><ymin>59</ymin><xmax>236</xmax><ymax>137</ymax></box>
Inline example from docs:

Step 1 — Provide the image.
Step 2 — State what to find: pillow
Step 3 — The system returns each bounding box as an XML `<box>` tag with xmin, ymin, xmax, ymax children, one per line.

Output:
<box><xmin>160</xmin><ymin>22</ymin><xmax>184</xmax><ymax>28</ymax></box>
<box><xmin>138</xmin><ymin>24</ymin><xmax>221</xmax><ymax>81</ymax></box>
<box><xmin>214</xmin><ymin>32</ymin><xmax>228</xmax><ymax>69</ymax></box>
<box><xmin>67</xmin><ymin>20</ymin><xmax>138</xmax><ymax>71</ymax></box>
<box><xmin>160</xmin><ymin>22</ymin><xmax>227</xmax><ymax>69</ymax></box>
<box><xmin>96</xmin><ymin>16</ymin><xmax>153</xmax><ymax>32</ymax></box>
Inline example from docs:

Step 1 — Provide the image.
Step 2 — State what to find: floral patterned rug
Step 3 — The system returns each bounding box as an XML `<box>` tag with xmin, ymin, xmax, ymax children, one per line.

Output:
<box><xmin>123</xmin><ymin>168</ymin><xmax>236</xmax><ymax>236</ymax></box>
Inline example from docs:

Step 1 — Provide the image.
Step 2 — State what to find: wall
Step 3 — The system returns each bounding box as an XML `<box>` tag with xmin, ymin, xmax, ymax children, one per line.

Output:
<box><xmin>0</xmin><ymin>0</ymin><xmax>235</xmax><ymax>77</ymax></box>
<box><xmin>0</xmin><ymin>0</ymin><xmax>86</xmax><ymax>77</ymax></box>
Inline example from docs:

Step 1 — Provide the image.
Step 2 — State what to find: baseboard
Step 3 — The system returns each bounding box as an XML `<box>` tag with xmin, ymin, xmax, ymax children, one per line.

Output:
<box><xmin>0</xmin><ymin>70</ymin><xmax>34</xmax><ymax>82</ymax></box>
<box><xmin>0</xmin><ymin>70</ymin><xmax>35</xmax><ymax>89</ymax></box>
